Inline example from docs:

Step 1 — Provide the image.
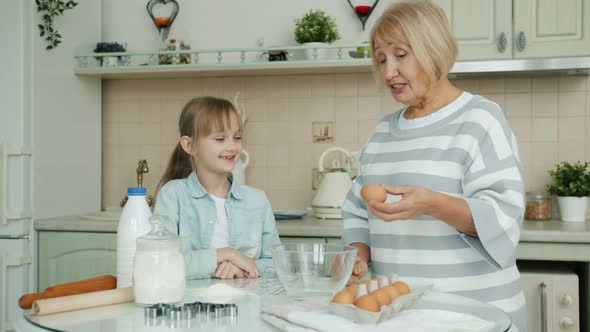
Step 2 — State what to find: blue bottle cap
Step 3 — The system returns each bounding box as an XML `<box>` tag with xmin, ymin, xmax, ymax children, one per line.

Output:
<box><xmin>127</xmin><ymin>187</ymin><xmax>147</xmax><ymax>196</ymax></box>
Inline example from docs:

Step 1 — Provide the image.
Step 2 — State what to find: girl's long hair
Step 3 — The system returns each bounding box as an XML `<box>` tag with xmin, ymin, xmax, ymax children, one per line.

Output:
<box><xmin>155</xmin><ymin>96</ymin><xmax>241</xmax><ymax>196</ymax></box>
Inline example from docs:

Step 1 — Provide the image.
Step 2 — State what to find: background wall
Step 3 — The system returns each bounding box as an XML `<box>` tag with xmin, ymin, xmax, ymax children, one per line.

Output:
<box><xmin>33</xmin><ymin>0</ymin><xmax>102</xmax><ymax>218</ymax></box>
<box><xmin>100</xmin><ymin>0</ymin><xmax>395</xmax><ymax>51</ymax></box>
<box><xmin>101</xmin><ymin>74</ymin><xmax>590</xmax><ymax>211</ymax></box>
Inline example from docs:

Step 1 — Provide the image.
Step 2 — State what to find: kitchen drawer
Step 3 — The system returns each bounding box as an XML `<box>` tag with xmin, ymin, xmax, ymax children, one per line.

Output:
<box><xmin>38</xmin><ymin>231</ymin><xmax>116</xmax><ymax>290</ymax></box>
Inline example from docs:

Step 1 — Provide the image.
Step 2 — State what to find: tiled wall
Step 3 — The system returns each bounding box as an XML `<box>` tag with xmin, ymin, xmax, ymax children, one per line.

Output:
<box><xmin>102</xmin><ymin>74</ymin><xmax>590</xmax><ymax>210</ymax></box>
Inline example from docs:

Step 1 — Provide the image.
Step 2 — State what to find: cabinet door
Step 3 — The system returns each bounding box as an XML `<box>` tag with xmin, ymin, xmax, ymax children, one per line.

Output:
<box><xmin>437</xmin><ymin>0</ymin><xmax>512</xmax><ymax>60</ymax></box>
<box><xmin>38</xmin><ymin>232</ymin><xmax>116</xmax><ymax>290</ymax></box>
<box><xmin>514</xmin><ymin>0</ymin><xmax>590</xmax><ymax>58</ymax></box>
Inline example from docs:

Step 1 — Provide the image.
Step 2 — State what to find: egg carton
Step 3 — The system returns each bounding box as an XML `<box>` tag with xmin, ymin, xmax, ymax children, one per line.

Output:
<box><xmin>329</xmin><ymin>278</ymin><xmax>432</xmax><ymax>324</ymax></box>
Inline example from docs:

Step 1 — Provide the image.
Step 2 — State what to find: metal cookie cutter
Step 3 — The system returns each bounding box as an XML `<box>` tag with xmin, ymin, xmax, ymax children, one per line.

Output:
<box><xmin>144</xmin><ymin>305</ymin><xmax>159</xmax><ymax>327</ymax></box>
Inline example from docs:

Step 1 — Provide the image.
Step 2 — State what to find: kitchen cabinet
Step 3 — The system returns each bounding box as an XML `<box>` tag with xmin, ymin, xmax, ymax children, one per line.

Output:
<box><xmin>36</xmin><ymin>234</ymin><xmax>339</xmax><ymax>291</ymax></box>
<box><xmin>38</xmin><ymin>232</ymin><xmax>116</xmax><ymax>291</ymax></box>
<box><xmin>513</xmin><ymin>0</ymin><xmax>590</xmax><ymax>58</ymax></box>
<box><xmin>437</xmin><ymin>0</ymin><xmax>513</xmax><ymax>60</ymax></box>
<box><xmin>437</xmin><ymin>0</ymin><xmax>590</xmax><ymax>60</ymax></box>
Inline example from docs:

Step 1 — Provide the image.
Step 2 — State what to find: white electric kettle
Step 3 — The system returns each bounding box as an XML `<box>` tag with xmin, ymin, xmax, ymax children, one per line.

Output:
<box><xmin>311</xmin><ymin>147</ymin><xmax>353</xmax><ymax>219</ymax></box>
<box><xmin>231</xmin><ymin>149</ymin><xmax>249</xmax><ymax>185</ymax></box>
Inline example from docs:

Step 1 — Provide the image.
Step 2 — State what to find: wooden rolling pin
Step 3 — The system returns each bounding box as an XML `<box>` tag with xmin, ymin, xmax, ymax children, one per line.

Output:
<box><xmin>19</xmin><ymin>275</ymin><xmax>117</xmax><ymax>309</ymax></box>
<box><xmin>32</xmin><ymin>287</ymin><xmax>134</xmax><ymax>316</ymax></box>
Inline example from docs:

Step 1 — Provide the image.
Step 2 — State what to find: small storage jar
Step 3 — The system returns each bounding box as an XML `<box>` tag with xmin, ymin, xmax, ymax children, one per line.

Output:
<box><xmin>525</xmin><ymin>192</ymin><xmax>552</xmax><ymax>221</ymax></box>
<box><xmin>133</xmin><ymin>215</ymin><xmax>186</xmax><ymax>305</ymax></box>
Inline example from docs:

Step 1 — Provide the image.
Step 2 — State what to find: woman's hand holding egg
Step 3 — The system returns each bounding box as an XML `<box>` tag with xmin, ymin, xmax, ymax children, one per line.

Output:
<box><xmin>360</xmin><ymin>184</ymin><xmax>387</xmax><ymax>204</ymax></box>
<box><xmin>366</xmin><ymin>185</ymin><xmax>434</xmax><ymax>222</ymax></box>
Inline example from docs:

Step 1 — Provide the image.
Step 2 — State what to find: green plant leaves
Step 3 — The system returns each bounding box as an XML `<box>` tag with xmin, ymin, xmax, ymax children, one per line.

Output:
<box><xmin>36</xmin><ymin>0</ymin><xmax>78</xmax><ymax>50</ymax></box>
<box><xmin>546</xmin><ymin>161</ymin><xmax>590</xmax><ymax>197</ymax></box>
<box><xmin>294</xmin><ymin>9</ymin><xmax>341</xmax><ymax>44</ymax></box>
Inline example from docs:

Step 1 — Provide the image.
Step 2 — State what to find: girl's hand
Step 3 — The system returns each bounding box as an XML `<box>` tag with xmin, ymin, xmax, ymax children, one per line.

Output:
<box><xmin>214</xmin><ymin>261</ymin><xmax>246</xmax><ymax>279</ymax></box>
<box><xmin>217</xmin><ymin>248</ymin><xmax>260</xmax><ymax>278</ymax></box>
<box><xmin>348</xmin><ymin>256</ymin><xmax>368</xmax><ymax>285</ymax></box>
<box><xmin>367</xmin><ymin>185</ymin><xmax>434</xmax><ymax>222</ymax></box>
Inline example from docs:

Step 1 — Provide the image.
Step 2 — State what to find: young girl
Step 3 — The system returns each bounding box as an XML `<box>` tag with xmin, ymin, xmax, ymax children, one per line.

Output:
<box><xmin>154</xmin><ymin>96</ymin><xmax>280</xmax><ymax>280</ymax></box>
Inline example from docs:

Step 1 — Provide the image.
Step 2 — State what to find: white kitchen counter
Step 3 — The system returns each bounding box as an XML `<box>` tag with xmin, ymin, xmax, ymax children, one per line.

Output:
<box><xmin>35</xmin><ymin>213</ymin><xmax>590</xmax><ymax>243</ymax></box>
<box><xmin>17</xmin><ymin>278</ymin><xmax>512</xmax><ymax>332</ymax></box>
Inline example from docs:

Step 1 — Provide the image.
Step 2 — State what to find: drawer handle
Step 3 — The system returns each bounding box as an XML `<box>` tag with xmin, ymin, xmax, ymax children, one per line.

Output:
<box><xmin>540</xmin><ymin>282</ymin><xmax>547</xmax><ymax>332</ymax></box>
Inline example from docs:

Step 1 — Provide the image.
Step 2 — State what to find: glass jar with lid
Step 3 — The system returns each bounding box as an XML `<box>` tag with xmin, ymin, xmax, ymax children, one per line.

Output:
<box><xmin>525</xmin><ymin>192</ymin><xmax>552</xmax><ymax>221</ymax></box>
<box><xmin>133</xmin><ymin>215</ymin><xmax>186</xmax><ymax>306</ymax></box>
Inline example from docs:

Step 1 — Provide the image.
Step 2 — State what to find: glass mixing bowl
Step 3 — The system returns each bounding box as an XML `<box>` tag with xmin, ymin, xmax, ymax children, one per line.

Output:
<box><xmin>271</xmin><ymin>243</ymin><xmax>357</xmax><ymax>297</ymax></box>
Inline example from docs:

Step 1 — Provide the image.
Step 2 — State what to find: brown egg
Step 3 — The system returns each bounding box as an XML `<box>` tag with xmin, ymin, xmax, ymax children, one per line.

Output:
<box><xmin>370</xmin><ymin>288</ymin><xmax>392</xmax><ymax>306</ymax></box>
<box><xmin>383</xmin><ymin>285</ymin><xmax>401</xmax><ymax>303</ymax></box>
<box><xmin>346</xmin><ymin>284</ymin><xmax>359</xmax><ymax>296</ymax></box>
<box><xmin>360</xmin><ymin>184</ymin><xmax>387</xmax><ymax>203</ymax></box>
<box><xmin>332</xmin><ymin>289</ymin><xmax>355</xmax><ymax>304</ymax></box>
<box><xmin>392</xmin><ymin>281</ymin><xmax>411</xmax><ymax>295</ymax></box>
<box><xmin>354</xmin><ymin>294</ymin><xmax>380</xmax><ymax>312</ymax></box>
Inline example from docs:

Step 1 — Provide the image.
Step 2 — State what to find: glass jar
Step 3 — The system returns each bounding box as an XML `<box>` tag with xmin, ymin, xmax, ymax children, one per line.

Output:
<box><xmin>525</xmin><ymin>192</ymin><xmax>552</xmax><ymax>221</ymax></box>
<box><xmin>133</xmin><ymin>215</ymin><xmax>186</xmax><ymax>306</ymax></box>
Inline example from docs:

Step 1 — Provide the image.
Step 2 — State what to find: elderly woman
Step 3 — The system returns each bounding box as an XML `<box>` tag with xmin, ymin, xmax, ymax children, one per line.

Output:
<box><xmin>342</xmin><ymin>1</ymin><xmax>526</xmax><ymax>331</ymax></box>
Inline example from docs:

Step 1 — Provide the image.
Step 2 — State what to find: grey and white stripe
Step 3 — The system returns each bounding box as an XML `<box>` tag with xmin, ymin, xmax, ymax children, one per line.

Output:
<box><xmin>342</xmin><ymin>95</ymin><xmax>526</xmax><ymax>332</ymax></box>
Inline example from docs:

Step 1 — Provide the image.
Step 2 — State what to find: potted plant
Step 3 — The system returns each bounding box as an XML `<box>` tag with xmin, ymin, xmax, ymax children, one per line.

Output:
<box><xmin>294</xmin><ymin>9</ymin><xmax>340</xmax><ymax>60</ymax></box>
<box><xmin>547</xmin><ymin>161</ymin><xmax>590</xmax><ymax>222</ymax></box>
<box><xmin>94</xmin><ymin>42</ymin><xmax>127</xmax><ymax>67</ymax></box>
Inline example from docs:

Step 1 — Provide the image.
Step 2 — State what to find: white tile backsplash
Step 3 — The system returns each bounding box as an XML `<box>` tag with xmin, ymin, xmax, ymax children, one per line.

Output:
<box><xmin>505</xmin><ymin>78</ymin><xmax>531</xmax><ymax>93</ymax></box>
<box><xmin>559</xmin><ymin>76</ymin><xmax>587</xmax><ymax>92</ymax></box>
<box><xmin>558</xmin><ymin>117</ymin><xmax>586</xmax><ymax>141</ymax></box>
<box><xmin>334</xmin><ymin>74</ymin><xmax>358</xmax><ymax>97</ymax></box>
<box><xmin>531</xmin><ymin>118</ymin><xmax>558</xmax><ymax>142</ymax></box>
<box><xmin>532</xmin><ymin>77</ymin><xmax>558</xmax><ymax>92</ymax></box>
<box><xmin>478</xmin><ymin>78</ymin><xmax>505</xmax><ymax>94</ymax></box>
<box><xmin>504</xmin><ymin>93</ymin><xmax>531</xmax><ymax>117</ymax></box>
<box><xmin>559</xmin><ymin>92</ymin><xmax>586</xmax><ymax>117</ymax></box>
<box><xmin>532</xmin><ymin>92</ymin><xmax>558</xmax><ymax>117</ymax></box>
<box><xmin>102</xmin><ymin>74</ymin><xmax>590</xmax><ymax>209</ymax></box>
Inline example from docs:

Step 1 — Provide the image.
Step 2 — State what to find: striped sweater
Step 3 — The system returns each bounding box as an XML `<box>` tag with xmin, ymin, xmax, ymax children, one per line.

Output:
<box><xmin>342</xmin><ymin>94</ymin><xmax>526</xmax><ymax>331</ymax></box>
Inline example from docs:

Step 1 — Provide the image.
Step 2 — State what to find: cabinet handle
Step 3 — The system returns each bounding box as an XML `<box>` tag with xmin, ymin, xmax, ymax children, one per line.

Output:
<box><xmin>0</xmin><ymin>144</ymin><xmax>33</xmax><ymax>225</ymax></box>
<box><xmin>540</xmin><ymin>282</ymin><xmax>548</xmax><ymax>332</ymax></box>
<box><xmin>517</xmin><ymin>31</ymin><xmax>527</xmax><ymax>52</ymax></box>
<box><xmin>497</xmin><ymin>32</ymin><xmax>507</xmax><ymax>52</ymax></box>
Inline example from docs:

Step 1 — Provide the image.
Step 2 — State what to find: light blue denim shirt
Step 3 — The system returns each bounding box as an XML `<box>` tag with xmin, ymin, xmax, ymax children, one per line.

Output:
<box><xmin>154</xmin><ymin>172</ymin><xmax>281</xmax><ymax>279</ymax></box>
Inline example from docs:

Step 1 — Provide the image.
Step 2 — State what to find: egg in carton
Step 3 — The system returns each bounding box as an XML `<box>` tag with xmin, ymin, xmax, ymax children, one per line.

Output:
<box><xmin>329</xmin><ymin>274</ymin><xmax>432</xmax><ymax>324</ymax></box>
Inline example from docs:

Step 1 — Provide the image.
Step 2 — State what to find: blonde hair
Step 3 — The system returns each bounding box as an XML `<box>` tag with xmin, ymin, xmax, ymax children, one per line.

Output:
<box><xmin>156</xmin><ymin>96</ymin><xmax>242</xmax><ymax>195</ymax></box>
<box><xmin>370</xmin><ymin>0</ymin><xmax>458</xmax><ymax>86</ymax></box>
